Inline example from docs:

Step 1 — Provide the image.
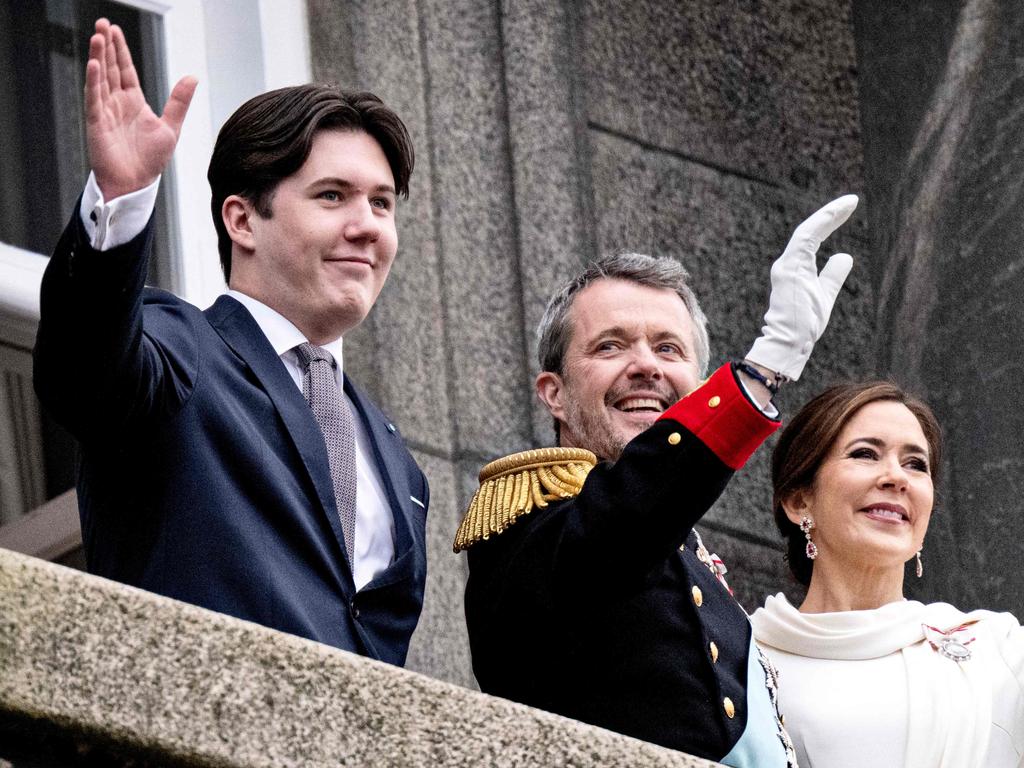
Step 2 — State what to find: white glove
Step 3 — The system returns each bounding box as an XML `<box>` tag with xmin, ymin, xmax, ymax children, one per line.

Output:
<box><xmin>745</xmin><ymin>194</ymin><xmax>858</xmax><ymax>381</ymax></box>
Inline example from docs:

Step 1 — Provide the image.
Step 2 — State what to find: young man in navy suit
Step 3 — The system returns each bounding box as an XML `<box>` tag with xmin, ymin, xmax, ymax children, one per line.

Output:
<box><xmin>34</xmin><ymin>18</ymin><xmax>428</xmax><ymax>665</ymax></box>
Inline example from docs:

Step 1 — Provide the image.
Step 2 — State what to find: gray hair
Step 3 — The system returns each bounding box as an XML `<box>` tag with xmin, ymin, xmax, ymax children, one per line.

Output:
<box><xmin>536</xmin><ymin>252</ymin><xmax>711</xmax><ymax>377</ymax></box>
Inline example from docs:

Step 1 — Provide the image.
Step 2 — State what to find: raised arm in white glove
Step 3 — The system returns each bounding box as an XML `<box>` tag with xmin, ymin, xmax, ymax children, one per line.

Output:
<box><xmin>744</xmin><ymin>194</ymin><xmax>858</xmax><ymax>382</ymax></box>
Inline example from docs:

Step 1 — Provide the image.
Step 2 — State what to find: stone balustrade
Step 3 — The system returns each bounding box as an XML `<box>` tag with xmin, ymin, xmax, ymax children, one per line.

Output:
<box><xmin>0</xmin><ymin>547</ymin><xmax>719</xmax><ymax>767</ymax></box>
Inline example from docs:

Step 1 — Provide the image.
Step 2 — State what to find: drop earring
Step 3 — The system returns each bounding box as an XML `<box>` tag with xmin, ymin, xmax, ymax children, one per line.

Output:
<box><xmin>800</xmin><ymin>516</ymin><xmax>817</xmax><ymax>560</ymax></box>
<box><xmin>916</xmin><ymin>549</ymin><xmax>923</xmax><ymax>578</ymax></box>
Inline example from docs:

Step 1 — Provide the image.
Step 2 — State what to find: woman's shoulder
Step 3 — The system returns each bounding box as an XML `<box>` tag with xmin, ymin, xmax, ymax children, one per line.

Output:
<box><xmin>922</xmin><ymin>602</ymin><xmax>1024</xmax><ymax>669</ymax></box>
<box><xmin>921</xmin><ymin>601</ymin><xmax>1020</xmax><ymax>632</ymax></box>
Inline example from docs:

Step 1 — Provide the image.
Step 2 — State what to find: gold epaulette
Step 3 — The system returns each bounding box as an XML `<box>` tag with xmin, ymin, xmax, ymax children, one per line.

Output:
<box><xmin>452</xmin><ymin>447</ymin><xmax>597</xmax><ymax>552</ymax></box>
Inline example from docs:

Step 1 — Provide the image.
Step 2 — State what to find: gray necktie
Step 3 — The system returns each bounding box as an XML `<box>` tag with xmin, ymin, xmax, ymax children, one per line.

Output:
<box><xmin>295</xmin><ymin>342</ymin><xmax>357</xmax><ymax>568</ymax></box>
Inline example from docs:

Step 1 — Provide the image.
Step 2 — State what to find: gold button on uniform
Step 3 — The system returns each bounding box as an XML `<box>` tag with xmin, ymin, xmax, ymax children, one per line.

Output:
<box><xmin>667</xmin><ymin>432</ymin><xmax>681</xmax><ymax>445</ymax></box>
<box><xmin>723</xmin><ymin>697</ymin><xmax>735</xmax><ymax>718</ymax></box>
<box><xmin>708</xmin><ymin>395</ymin><xmax>721</xmax><ymax>408</ymax></box>
<box><xmin>691</xmin><ymin>585</ymin><xmax>703</xmax><ymax>606</ymax></box>
<box><xmin>709</xmin><ymin>641</ymin><xmax>719</xmax><ymax>663</ymax></box>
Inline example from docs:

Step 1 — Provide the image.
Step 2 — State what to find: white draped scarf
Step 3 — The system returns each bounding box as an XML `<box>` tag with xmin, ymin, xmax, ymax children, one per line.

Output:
<box><xmin>751</xmin><ymin>594</ymin><xmax>1024</xmax><ymax>768</ymax></box>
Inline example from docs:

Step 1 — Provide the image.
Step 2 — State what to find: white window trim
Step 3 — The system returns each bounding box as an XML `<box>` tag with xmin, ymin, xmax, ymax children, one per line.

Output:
<box><xmin>0</xmin><ymin>244</ymin><xmax>48</xmax><ymax>350</ymax></box>
<box><xmin>0</xmin><ymin>0</ymin><xmax>312</xmax><ymax>326</ymax></box>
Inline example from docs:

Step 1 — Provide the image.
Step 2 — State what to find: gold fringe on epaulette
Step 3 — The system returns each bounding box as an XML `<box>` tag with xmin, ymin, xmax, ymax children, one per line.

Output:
<box><xmin>453</xmin><ymin>447</ymin><xmax>597</xmax><ymax>552</ymax></box>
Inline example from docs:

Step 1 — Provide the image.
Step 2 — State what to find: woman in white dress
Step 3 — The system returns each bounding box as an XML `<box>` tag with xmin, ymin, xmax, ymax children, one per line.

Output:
<box><xmin>750</xmin><ymin>382</ymin><xmax>1024</xmax><ymax>768</ymax></box>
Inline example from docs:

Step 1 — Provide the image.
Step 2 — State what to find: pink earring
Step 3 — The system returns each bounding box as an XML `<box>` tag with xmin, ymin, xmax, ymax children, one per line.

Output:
<box><xmin>800</xmin><ymin>516</ymin><xmax>817</xmax><ymax>560</ymax></box>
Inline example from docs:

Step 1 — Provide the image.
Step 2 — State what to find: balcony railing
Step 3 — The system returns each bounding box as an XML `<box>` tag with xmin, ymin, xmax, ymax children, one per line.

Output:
<box><xmin>0</xmin><ymin>547</ymin><xmax>719</xmax><ymax>767</ymax></box>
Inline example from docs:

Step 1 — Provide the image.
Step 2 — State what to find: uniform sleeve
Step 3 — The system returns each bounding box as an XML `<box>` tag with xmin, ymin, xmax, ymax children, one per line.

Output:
<box><xmin>660</xmin><ymin>362</ymin><xmax>781</xmax><ymax>470</ymax></box>
<box><xmin>472</xmin><ymin>363</ymin><xmax>780</xmax><ymax>610</ymax></box>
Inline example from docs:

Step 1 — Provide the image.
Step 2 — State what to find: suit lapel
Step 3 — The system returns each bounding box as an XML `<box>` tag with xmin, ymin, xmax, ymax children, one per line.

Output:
<box><xmin>344</xmin><ymin>376</ymin><xmax>417</xmax><ymax>590</ymax></box>
<box><xmin>205</xmin><ymin>296</ymin><xmax>355</xmax><ymax>583</ymax></box>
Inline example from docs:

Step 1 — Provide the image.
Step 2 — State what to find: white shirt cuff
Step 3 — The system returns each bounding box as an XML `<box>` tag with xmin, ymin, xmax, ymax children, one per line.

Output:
<box><xmin>79</xmin><ymin>172</ymin><xmax>161</xmax><ymax>251</ymax></box>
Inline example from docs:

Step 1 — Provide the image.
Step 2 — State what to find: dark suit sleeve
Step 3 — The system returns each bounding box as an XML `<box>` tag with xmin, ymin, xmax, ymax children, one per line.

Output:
<box><xmin>33</xmin><ymin>207</ymin><xmax>198</xmax><ymax>441</ymax></box>
<box><xmin>471</xmin><ymin>364</ymin><xmax>779</xmax><ymax>610</ymax></box>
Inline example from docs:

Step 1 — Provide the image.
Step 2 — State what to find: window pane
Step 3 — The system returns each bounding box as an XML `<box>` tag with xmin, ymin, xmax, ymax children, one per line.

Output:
<box><xmin>0</xmin><ymin>0</ymin><xmax>175</xmax><ymax>288</ymax></box>
<box><xmin>0</xmin><ymin>342</ymin><xmax>45</xmax><ymax>524</ymax></box>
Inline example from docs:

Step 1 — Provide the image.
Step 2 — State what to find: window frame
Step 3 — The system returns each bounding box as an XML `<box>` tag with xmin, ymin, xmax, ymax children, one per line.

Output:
<box><xmin>0</xmin><ymin>0</ymin><xmax>313</xmax><ymax>327</ymax></box>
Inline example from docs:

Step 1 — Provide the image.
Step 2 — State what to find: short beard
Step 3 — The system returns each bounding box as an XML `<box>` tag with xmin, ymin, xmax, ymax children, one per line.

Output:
<box><xmin>561</xmin><ymin>395</ymin><xmax>629</xmax><ymax>462</ymax></box>
<box><xmin>558</xmin><ymin>376</ymin><xmax>678</xmax><ymax>462</ymax></box>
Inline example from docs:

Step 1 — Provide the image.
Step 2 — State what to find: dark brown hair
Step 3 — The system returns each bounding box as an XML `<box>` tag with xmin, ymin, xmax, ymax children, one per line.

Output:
<box><xmin>207</xmin><ymin>85</ymin><xmax>414</xmax><ymax>282</ymax></box>
<box><xmin>772</xmin><ymin>382</ymin><xmax>942</xmax><ymax>585</ymax></box>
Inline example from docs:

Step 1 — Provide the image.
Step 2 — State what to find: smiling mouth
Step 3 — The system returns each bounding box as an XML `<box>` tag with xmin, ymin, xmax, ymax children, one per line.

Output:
<box><xmin>862</xmin><ymin>506</ymin><xmax>909</xmax><ymax>523</ymax></box>
<box><xmin>326</xmin><ymin>256</ymin><xmax>373</xmax><ymax>267</ymax></box>
<box><xmin>613</xmin><ymin>396</ymin><xmax>668</xmax><ymax>414</ymax></box>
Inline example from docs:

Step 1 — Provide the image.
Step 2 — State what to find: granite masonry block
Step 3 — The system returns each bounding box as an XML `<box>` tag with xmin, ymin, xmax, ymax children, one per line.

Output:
<box><xmin>307</xmin><ymin>0</ymin><xmax>455</xmax><ymax>456</ymax></box>
<box><xmin>306</xmin><ymin>0</ymin><xmax>357</xmax><ymax>88</ymax></box>
<box><xmin>499</xmin><ymin>0</ymin><xmax>598</xmax><ymax>446</ymax></box>
<box><xmin>498</xmin><ymin>0</ymin><xmax>593</xmax><ymax>310</ymax></box>
<box><xmin>456</xmin><ymin>455</ymin><xmax>491</xmax><ymax>518</ymax></box>
<box><xmin>582</xmin><ymin>0</ymin><xmax>863</xmax><ymax>194</ymax></box>
<box><xmin>852</xmin><ymin>0</ymin><xmax>963</xmax><ymax>281</ymax></box>
<box><xmin>0</xmin><ymin>548</ymin><xmax>719</xmax><ymax>767</ymax></box>
<box><xmin>855</xmin><ymin>2</ymin><xmax>1024</xmax><ymax>614</ymax></box>
<box><xmin>355</xmin><ymin>228</ymin><xmax>454</xmax><ymax>455</ymax></box>
<box><xmin>409</xmin><ymin>0</ymin><xmax>537</xmax><ymax>458</ymax></box>
<box><xmin>590</xmin><ymin>131</ymin><xmax>876</xmax><ymax>539</ymax></box>
<box><xmin>589</xmin><ymin>130</ymin><xmax>874</xmax><ymax>367</ymax></box>
<box><xmin>309</xmin><ymin>0</ymin><xmax>428</xmax><ymax>120</ymax></box>
<box><xmin>404</xmin><ymin>450</ymin><xmax>474</xmax><ymax>689</ymax></box>
<box><xmin>706</xmin><ymin>441</ymin><xmax>777</xmax><ymax>547</ymax></box>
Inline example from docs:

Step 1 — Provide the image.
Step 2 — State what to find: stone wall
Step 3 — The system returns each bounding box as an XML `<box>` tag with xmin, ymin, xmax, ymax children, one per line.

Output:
<box><xmin>306</xmin><ymin>0</ymin><xmax>872</xmax><ymax>686</ymax></box>
<box><xmin>854</xmin><ymin>0</ymin><xmax>1024</xmax><ymax>612</ymax></box>
<box><xmin>0</xmin><ymin>547</ymin><xmax>719</xmax><ymax>767</ymax></box>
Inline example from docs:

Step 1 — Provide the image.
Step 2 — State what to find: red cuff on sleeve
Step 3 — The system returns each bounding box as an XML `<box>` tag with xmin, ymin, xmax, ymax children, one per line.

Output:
<box><xmin>657</xmin><ymin>363</ymin><xmax>780</xmax><ymax>470</ymax></box>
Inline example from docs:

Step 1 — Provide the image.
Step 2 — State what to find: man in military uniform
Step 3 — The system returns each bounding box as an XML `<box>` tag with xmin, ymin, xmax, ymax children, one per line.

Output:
<box><xmin>457</xmin><ymin>195</ymin><xmax>858</xmax><ymax>767</ymax></box>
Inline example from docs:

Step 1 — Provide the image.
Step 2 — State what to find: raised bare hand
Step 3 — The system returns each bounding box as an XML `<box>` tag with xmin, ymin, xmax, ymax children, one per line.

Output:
<box><xmin>85</xmin><ymin>18</ymin><xmax>197</xmax><ymax>200</ymax></box>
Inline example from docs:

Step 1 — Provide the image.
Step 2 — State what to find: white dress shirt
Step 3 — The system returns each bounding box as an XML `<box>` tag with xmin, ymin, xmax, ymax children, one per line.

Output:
<box><xmin>79</xmin><ymin>173</ymin><xmax>396</xmax><ymax>590</ymax></box>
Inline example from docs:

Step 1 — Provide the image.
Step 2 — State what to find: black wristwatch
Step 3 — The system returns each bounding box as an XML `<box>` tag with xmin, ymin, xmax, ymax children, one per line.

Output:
<box><xmin>733</xmin><ymin>360</ymin><xmax>782</xmax><ymax>397</ymax></box>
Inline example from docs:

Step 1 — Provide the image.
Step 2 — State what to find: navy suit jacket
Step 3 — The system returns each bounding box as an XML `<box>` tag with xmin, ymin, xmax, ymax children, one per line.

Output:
<box><xmin>34</xmin><ymin>211</ymin><xmax>428</xmax><ymax>665</ymax></box>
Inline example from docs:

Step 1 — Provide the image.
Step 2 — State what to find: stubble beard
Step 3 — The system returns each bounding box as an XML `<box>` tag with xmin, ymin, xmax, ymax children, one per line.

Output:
<box><xmin>561</xmin><ymin>397</ymin><xmax>630</xmax><ymax>462</ymax></box>
<box><xmin>559</xmin><ymin>376</ymin><xmax>679</xmax><ymax>462</ymax></box>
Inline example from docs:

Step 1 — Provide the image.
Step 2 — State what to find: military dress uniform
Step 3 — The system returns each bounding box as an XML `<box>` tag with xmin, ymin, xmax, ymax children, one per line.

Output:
<box><xmin>458</xmin><ymin>364</ymin><xmax>797</xmax><ymax>767</ymax></box>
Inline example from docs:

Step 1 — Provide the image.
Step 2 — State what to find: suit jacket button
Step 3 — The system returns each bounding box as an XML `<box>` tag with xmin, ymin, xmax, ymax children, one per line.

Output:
<box><xmin>691</xmin><ymin>585</ymin><xmax>703</xmax><ymax>607</ymax></box>
<box><xmin>709</xmin><ymin>641</ymin><xmax>719</xmax><ymax>663</ymax></box>
<box><xmin>723</xmin><ymin>697</ymin><xmax>735</xmax><ymax>718</ymax></box>
<box><xmin>667</xmin><ymin>432</ymin><xmax>681</xmax><ymax>445</ymax></box>
<box><xmin>350</xmin><ymin>601</ymin><xmax>360</xmax><ymax>619</ymax></box>
<box><xmin>708</xmin><ymin>395</ymin><xmax>721</xmax><ymax>408</ymax></box>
